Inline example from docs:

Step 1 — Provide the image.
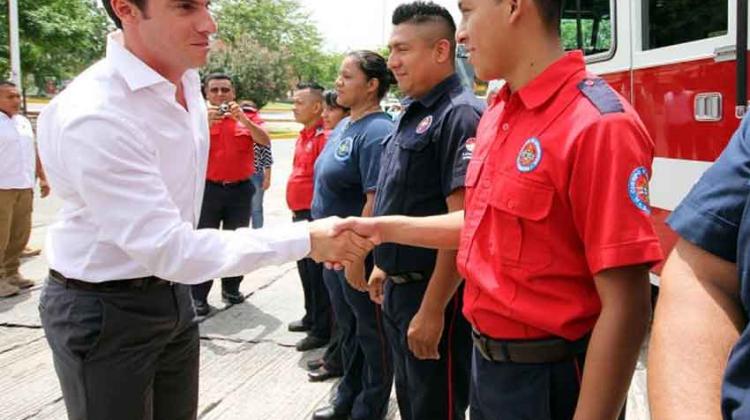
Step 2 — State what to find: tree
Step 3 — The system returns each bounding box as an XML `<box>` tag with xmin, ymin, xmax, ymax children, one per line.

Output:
<box><xmin>213</xmin><ymin>0</ymin><xmax>331</xmax><ymax>84</ymax></box>
<box><xmin>204</xmin><ymin>35</ymin><xmax>290</xmax><ymax>108</ymax></box>
<box><xmin>0</xmin><ymin>0</ymin><xmax>109</xmax><ymax>92</ymax></box>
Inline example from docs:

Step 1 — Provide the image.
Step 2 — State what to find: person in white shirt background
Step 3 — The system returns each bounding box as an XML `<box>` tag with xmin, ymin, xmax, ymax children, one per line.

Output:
<box><xmin>35</xmin><ymin>1</ymin><xmax>371</xmax><ymax>419</ymax></box>
<box><xmin>0</xmin><ymin>80</ymin><xmax>49</xmax><ymax>298</ymax></box>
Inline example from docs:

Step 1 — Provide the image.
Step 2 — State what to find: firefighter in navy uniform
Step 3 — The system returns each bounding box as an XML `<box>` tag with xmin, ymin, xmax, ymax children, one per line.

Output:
<box><xmin>367</xmin><ymin>3</ymin><xmax>483</xmax><ymax>419</ymax></box>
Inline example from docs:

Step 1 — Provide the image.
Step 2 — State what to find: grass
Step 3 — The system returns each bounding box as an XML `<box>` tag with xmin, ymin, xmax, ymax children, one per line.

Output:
<box><xmin>262</xmin><ymin>102</ymin><xmax>293</xmax><ymax>112</ymax></box>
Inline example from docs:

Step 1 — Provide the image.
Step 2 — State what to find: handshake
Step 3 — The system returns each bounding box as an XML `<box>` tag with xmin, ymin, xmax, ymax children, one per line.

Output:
<box><xmin>307</xmin><ymin>216</ymin><xmax>385</xmax><ymax>297</ymax></box>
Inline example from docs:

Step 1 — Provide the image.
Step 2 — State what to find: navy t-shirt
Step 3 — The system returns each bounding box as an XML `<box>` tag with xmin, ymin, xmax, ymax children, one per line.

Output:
<box><xmin>667</xmin><ymin>114</ymin><xmax>750</xmax><ymax>419</ymax></box>
<box><xmin>311</xmin><ymin>112</ymin><xmax>394</xmax><ymax>219</ymax></box>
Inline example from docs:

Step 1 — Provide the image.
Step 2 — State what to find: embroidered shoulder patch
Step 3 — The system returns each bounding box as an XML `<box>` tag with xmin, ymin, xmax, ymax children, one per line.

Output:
<box><xmin>516</xmin><ymin>137</ymin><xmax>542</xmax><ymax>173</ymax></box>
<box><xmin>335</xmin><ymin>137</ymin><xmax>354</xmax><ymax>161</ymax></box>
<box><xmin>628</xmin><ymin>167</ymin><xmax>651</xmax><ymax>214</ymax></box>
<box><xmin>578</xmin><ymin>78</ymin><xmax>624</xmax><ymax>114</ymax></box>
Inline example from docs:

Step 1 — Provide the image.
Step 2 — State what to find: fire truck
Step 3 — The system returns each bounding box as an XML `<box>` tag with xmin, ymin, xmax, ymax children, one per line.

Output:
<box><xmin>563</xmin><ymin>0</ymin><xmax>748</xmax><ymax>283</ymax></box>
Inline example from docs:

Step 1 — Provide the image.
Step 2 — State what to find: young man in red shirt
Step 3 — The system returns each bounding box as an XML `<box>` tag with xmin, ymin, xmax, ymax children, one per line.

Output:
<box><xmin>191</xmin><ymin>73</ymin><xmax>271</xmax><ymax>316</ymax></box>
<box><xmin>287</xmin><ymin>82</ymin><xmax>331</xmax><ymax>352</ymax></box>
<box><xmin>336</xmin><ymin>0</ymin><xmax>663</xmax><ymax>418</ymax></box>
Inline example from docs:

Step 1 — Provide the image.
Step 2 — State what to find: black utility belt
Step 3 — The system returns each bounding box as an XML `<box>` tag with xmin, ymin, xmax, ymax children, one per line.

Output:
<box><xmin>472</xmin><ymin>329</ymin><xmax>589</xmax><ymax>364</ymax></box>
<box><xmin>207</xmin><ymin>178</ymin><xmax>250</xmax><ymax>187</ymax></box>
<box><xmin>49</xmin><ymin>270</ymin><xmax>172</xmax><ymax>292</ymax></box>
<box><xmin>388</xmin><ymin>271</ymin><xmax>429</xmax><ymax>284</ymax></box>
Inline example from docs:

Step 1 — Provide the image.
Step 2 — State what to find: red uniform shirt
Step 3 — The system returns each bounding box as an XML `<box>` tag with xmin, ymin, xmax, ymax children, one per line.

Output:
<box><xmin>206</xmin><ymin>110</ymin><xmax>265</xmax><ymax>182</ymax></box>
<box><xmin>457</xmin><ymin>52</ymin><xmax>663</xmax><ymax>341</ymax></box>
<box><xmin>287</xmin><ymin>119</ymin><xmax>327</xmax><ymax>211</ymax></box>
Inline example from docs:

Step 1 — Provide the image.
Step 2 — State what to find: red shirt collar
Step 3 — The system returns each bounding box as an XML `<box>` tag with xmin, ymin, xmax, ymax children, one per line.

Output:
<box><xmin>300</xmin><ymin>119</ymin><xmax>324</xmax><ymax>140</ymax></box>
<box><xmin>497</xmin><ymin>51</ymin><xmax>586</xmax><ymax>110</ymax></box>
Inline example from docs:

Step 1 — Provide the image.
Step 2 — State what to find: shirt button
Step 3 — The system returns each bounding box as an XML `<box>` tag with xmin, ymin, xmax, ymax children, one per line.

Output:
<box><xmin>502</xmin><ymin>123</ymin><xmax>510</xmax><ymax>131</ymax></box>
<box><xmin>585</xmin><ymin>79</ymin><xmax>595</xmax><ymax>86</ymax></box>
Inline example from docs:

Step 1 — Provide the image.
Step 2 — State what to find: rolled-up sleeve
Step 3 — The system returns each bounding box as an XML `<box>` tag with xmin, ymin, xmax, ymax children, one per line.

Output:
<box><xmin>61</xmin><ymin>113</ymin><xmax>310</xmax><ymax>284</ymax></box>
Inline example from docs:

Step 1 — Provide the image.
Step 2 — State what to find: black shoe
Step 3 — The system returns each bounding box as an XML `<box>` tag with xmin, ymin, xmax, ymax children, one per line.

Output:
<box><xmin>221</xmin><ymin>290</ymin><xmax>245</xmax><ymax>304</ymax></box>
<box><xmin>194</xmin><ymin>300</ymin><xmax>210</xmax><ymax>316</ymax></box>
<box><xmin>306</xmin><ymin>358</ymin><xmax>325</xmax><ymax>371</ymax></box>
<box><xmin>288</xmin><ymin>319</ymin><xmax>311</xmax><ymax>333</ymax></box>
<box><xmin>311</xmin><ymin>405</ymin><xmax>348</xmax><ymax>420</ymax></box>
<box><xmin>296</xmin><ymin>335</ymin><xmax>329</xmax><ymax>352</ymax></box>
<box><xmin>308</xmin><ymin>366</ymin><xmax>342</xmax><ymax>382</ymax></box>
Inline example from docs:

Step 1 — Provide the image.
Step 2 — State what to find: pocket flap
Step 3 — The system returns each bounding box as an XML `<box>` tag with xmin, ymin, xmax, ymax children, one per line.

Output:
<box><xmin>397</xmin><ymin>134</ymin><xmax>431</xmax><ymax>152</ymax></box>
<box><xmin>490</xmin><ymin>172</ymin><xmax>554</xmax><ymax>221</ymax></box>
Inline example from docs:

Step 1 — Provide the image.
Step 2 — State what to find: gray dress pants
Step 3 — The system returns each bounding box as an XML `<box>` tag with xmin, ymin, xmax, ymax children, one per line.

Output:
<box><xmin>39</xmin><ymin>276</ymin><xmax>199</xmax><ymax>420</ymax></box>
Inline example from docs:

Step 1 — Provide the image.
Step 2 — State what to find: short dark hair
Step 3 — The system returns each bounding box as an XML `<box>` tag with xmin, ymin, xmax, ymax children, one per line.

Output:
<box><xmin>323</xmin><ymin>90</ymin><xmax>350</xmax><ymax>112</ymax></box>
<box><xmin>392</xmin><ymin>1</ymin><xmax>456</xmax><ymax>54</ymax></box>
<box><xmin>534</xmin><ymin>0</ymin><xmax>563</xmax><ymax>32</ymax></box>
<box><xmin>203</xmin><ymin>73</ymin><xmax>233</xmax><ymax>88</ymax></box>
<box><xmin>346</xmin><ymin>50</ymin><xmax>394</xmax><ymax>100</ymax></box>
<box><xmin>102</xmin><ymin>0</ymin><xmax>148</xmax><ymax>29</ymax></box>
<box><xmin>0</xmin><ymin>80</ymin><xmax>17</xmax><ymax>89</ymax></box>
<box><xmin>296</xmin><ymin>82</ymin><xmax>324</xmax><ymax>92</ymax></box>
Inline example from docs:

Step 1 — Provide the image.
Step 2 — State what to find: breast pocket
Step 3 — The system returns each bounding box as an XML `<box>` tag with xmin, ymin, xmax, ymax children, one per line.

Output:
<box><xmin>397</xmin><ymin>134</ymin><xmax>434</xmax><ymax>189</ymax></box>
<box><xmin>489</xmin><ymin>172</ymin><xmax>554</xmax><ymax>272</ymax></box>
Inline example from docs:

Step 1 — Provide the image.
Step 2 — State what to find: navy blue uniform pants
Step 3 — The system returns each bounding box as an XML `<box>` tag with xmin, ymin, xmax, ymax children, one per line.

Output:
<box><xmin>383</xmin><ymin>280</ymin><xmax>472</xmax><ymax>420</ymax></box>
<box><xmin>293</xmin><ymin>210</ymin><xmax>331</xmax><ymax>339</ymax></box>
<box><xmin>322</xmin><ymin>268</ymin><xmax>393</xmax><ymax>420</ymax></box>
<box><xmin>470</xmin><ymin>347</ymin><xmax>586</xmax><ymax>420</ymax></box>
<box><xmin>191</xmin><ymin>180</ymin><xmax>254</xmax><ymax>302</ymax></box>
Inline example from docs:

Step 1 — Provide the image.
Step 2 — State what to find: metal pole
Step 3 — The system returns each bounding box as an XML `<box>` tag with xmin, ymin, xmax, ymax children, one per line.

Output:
<box><xmin>9</xmin><ymin>0</ymin><xmax>21</xmax><ymax>87</ymax></box>
<box><xmin>737</xmin><ymin>0</ymin><xmax>748</xmax><ymax>118</ymax></box>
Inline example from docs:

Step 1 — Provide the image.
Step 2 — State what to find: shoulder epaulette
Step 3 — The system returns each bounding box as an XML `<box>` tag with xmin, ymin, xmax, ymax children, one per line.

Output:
<box><xmin>578</xmin><ymin>78</ymin><xmax>624</xmax><ymax>114</ymax></box>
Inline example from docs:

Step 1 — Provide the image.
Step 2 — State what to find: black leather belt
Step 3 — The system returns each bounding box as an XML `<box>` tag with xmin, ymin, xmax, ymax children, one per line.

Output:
<box><xmin>49</xmin><ymin>269</ymin><xmax>171</xmax><ymax>292</ymax></box>
<box><xmin>472</xmin><ymin>329</ymin><xmax>589</xmax><ymax>364</ymax></box>
<box><xmin>207</xmin><ymin>178</ymin><xmax>250</xmax><ymax>187</ymax></box>
<box><xmin>389</xmin><ymin>271</ymin><xmax>427</xmax><ymax>284</ymax></box>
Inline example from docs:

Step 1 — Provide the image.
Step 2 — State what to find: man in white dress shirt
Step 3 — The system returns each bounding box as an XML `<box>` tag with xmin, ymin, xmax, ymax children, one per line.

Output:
<box><xmin>35</xmin><ymin>1</ymin><xmax>370</xmax><ymax>419</ymax></box>
<box><xmin>0</xmin><ymin>80</ymin><xmax>49</xmax><ymax>298</ymax></box>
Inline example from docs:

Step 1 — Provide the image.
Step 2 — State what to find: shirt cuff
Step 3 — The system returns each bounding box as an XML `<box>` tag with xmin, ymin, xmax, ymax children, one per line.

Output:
<box><xmin>667</xmin><ymin>198</ymin><xmax>738</xmax><ymax>263</ymax></box>
<box><xmin>587</xmin><ymin>239</ymin><xmax>665</xmax><ymax>275</ymax></box>
<box><xmin>275</xmin><ymin>221</ymin><xmax>311</xmax><ymax>261</ymax></box>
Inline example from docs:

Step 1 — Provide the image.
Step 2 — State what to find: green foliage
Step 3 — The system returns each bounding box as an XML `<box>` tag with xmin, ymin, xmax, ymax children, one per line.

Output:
<box><xmin>213</xmin><ymin>0</ymin><xmax>341</xmax><ymax>92</ymax></box>
<box><xmin>204</xmin><ymin>34</ymin><xmax>289</xmax><ymax>109</ymax></box>
<box><xmin>560</xmin><ymin>18</ymin><xmax>612</xmax><ymax>55</ymax></box>
<box><xmin>0</xmin><ymin>0</ymin><xmax>109</xmax><ymax>92</ymax></box>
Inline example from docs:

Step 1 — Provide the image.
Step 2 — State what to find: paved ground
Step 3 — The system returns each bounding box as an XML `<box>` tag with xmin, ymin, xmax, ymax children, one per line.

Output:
<box><xmin>0</xmin><ymin>137</ymin><xmax>650</xmax><ymax>419</ymax></box>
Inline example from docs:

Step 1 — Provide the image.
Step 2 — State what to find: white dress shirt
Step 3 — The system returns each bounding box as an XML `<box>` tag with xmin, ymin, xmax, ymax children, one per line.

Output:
<box><xmin>37</xmin><ymin>32</ymin><xmax>310</xmax><ymax>283</ymax></box>
<box><xmin>0</xmin><ymin>112</ymin><xmax>36</xmax><ymax>189</ymax></box>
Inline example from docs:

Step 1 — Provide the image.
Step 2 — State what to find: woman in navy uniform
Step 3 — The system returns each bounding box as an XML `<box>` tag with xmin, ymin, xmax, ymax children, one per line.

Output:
<box><xmin>310</xmin><ymin>51</ymin><xmax>395</xmax><ymax>420</ymax></box>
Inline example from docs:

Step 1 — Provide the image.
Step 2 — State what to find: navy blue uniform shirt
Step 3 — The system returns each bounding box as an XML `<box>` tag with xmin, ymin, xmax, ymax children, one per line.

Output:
<box><xmin>372</xmin><ymin>74</ymin><xmax>484</xmax><ymax>275</ymax></box>
<box><xmin>311</xmin><ymin>112</ymin><xmax>394</xmax><ymax>220</ymax></box>
<box><xmin>668</xmin><ymin>114</ymin><xmax>750</xmax><ymax>419</ymax></box>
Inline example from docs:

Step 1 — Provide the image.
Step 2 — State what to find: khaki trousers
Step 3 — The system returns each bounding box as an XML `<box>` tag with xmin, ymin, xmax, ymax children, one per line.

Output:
<box><xmin>0</xmin><ymin>188</ymin><xmax>33</xmax><ymax>277</ymax></box>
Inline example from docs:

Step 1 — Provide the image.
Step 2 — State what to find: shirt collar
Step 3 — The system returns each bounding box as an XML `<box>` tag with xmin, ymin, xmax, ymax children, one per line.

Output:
<box><xmin>516</xmin><ymin>51</ymin><xmax>586</xmax><ymax>110</ymax></box>
<box><xmin>106</xmin><ymin>31</ymin><xmax>173</xmax><ymax>92</ymax></box>
<box><xmin>300</xmin><ymin>119</ymin><xmax>324</xmax><ymax>139</ymax></box>
<box><xmin>415</xmin><ymin>73</ymin><xmax>461</xmax><ymax>108</ymax></box>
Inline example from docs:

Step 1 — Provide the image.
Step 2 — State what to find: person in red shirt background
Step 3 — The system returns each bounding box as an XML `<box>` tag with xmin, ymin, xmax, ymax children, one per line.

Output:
<box><xmin>334</xmin><ymin>0</ymin><xmax>663</xmax><ymax>418</ymax></box>
<box><xmin>287</xmin><ymin>82</ymin><xmax>332</xmax><ymax>352</ymax></box>
<box><xmin>191</xmin><ymin>73</ymin><xmax>271</xmax><ymax>316</ymax></box>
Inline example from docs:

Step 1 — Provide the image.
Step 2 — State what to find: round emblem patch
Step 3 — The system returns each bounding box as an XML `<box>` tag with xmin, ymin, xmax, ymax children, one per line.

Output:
<box><xmin>465</xmin><ymin>137</ymin><xmax>476</xmax><ymax>153</ymax></box>
<box><xmin>628</xmin><ymin>166</ymin><xmax>651</xmax><ymax>214</ymax></box>
<box><xmin>416</xmin><ymin>116</ymin><xmax>433</xmax><ymax>134</ymax></box>
<box><xmin>335</xmin><ymin>137</ymin><xmax>354</xmax><ymax>161</ymax></box>
<box><xmin>516</xmin><ymin>137</ymin><xmax>542</xmax><ymax>173</ymax></box>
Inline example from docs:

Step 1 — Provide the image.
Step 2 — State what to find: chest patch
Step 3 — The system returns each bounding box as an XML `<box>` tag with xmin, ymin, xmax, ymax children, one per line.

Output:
<box><xmin>416</xmin><ymin>115</ymin><xmax>433</xmax><ymax>134</ymax></box>
<box><xmin>516</xmin><ymin>137</ymin><xmax>543</xmax><ymax>173</ymax></box>
<box><xmin>628</xmin><ymin>166</ymin><xmax>651</xmax><ymax>214</ymax></box>
<box><xmin>335</xmin><ymin>137</ymin><xmax>354</xmax><ymax>161</ymax></box>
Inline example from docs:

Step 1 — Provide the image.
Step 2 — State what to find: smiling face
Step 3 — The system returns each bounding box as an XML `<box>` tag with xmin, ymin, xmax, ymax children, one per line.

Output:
<box><xmin>205</xmin><ymin>78</ymin><xmax>235</xmax><ymax>106</ymax></box>
<box><xmin>335</xmin><ymin>56</ymin><xmax>378</xmax><ymax>109</ymax></box>
<box><xmin>387</xmin><ymin>22</ymin><xmax>452</xmax><ymax>98</ymax></box>
<box><xmin>113</xmin><ymin>0</ymin><xmax>217</xmax><ymax>77</ymax></box>
<box><xmin>456</xmin><ymin>0</ymin><xmax>516</xmax><ymax>81</ymax></box>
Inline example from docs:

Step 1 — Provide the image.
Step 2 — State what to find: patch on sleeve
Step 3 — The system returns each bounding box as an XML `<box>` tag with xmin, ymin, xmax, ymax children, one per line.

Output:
<box><xmin>578</xmin><ymin>78</ymin><xmax>624</xmax><ymax>114</ymax></box>
<box><xmin>628</xmin><ymin>166</ymin><xmax>651</xmax><ymax>214</ymax></box>
<box><xmin>462</xmin><ymin>137</ymin><xmax>476</xmax><ymax>160</ymax></box>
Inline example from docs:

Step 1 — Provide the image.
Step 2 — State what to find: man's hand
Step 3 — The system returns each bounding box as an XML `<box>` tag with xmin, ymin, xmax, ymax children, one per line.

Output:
<box><xmin>368</xmin><ymin>265</ymin><xmax>387</xmax><ymax>304</ymax></box>
<box><xmin>207</xmin><ymin>105</ymin><xmax>223</xmax><ymax>126</ymax></box>
<box><xmin>408</xmin><ymin>306</ymin><xmax>444</xmax><ymax>360</ymax></box>
<box><xmin>229</xmin><ymin>101</ymin><xmax>250</xmax><ymax>125</ymax></box>
<box><xmin>309</xmin><ymin>217</ymin><xmax>373</xmax><ymax>265</ymax></box>
<box><xmin>333</xmin><ymin>217</ymin><xmax>384</xmax><ymax>245</ymax></box>
<box><xmin>39</xmin><ymin>179</ymin><xmax>50</xmax><ymax>198</ymax></box>
<box><xmin>344</xmin><ymin>259</ymin><xmax>368</xmax><ymax>292</ymax></box>
<box><xmin>262</xmin><ymin>172</ymin><xmax>271</xmax><ymax>191</ymax></box>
